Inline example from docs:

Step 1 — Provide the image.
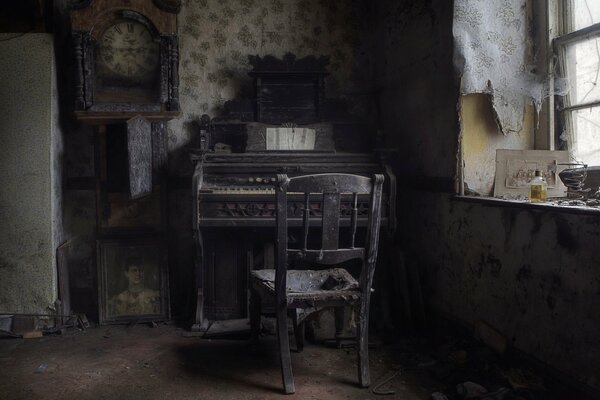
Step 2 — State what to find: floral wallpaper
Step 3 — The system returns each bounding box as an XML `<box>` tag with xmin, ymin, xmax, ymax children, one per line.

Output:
<box><xmin>453</xmin><ymin>0</ymin><xmax>544</xmax><ymax>135</ymax></box>
<box><xmin>168</xmin><ymin>0</ymin><xmax>370</xmax><ymax>166</ymax></box>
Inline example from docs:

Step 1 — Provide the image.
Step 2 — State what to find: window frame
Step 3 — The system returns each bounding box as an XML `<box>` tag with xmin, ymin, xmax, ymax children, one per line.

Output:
<box><xmin>553</xmin><ymin>2</ymin><xmax>600</xmax><ymax>164</ymax></box>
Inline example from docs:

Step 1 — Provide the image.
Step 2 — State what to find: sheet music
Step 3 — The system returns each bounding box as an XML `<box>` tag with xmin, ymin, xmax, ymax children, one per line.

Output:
<box><xmin>266</xmin><ymin>127</ymin><xmax>316</xmax><ymax>150</ymax></box>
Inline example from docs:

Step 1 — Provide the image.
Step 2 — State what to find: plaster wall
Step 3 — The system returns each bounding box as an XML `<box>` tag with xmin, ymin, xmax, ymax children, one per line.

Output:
<box><xmin>0</xmin><ymin>33</ymin><xmax>62</xmax><ymax>314</ymax></box>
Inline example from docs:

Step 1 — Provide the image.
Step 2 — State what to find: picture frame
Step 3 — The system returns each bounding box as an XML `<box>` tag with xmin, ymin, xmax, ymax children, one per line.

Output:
<box><xmin>97</xmin><ymin>237</ymin><xmax>169</xmax><ymax>325</ymax></box>
<box><xmin>494</xmin><ymin>149</ymin><xmax>570</xmax><ymax>199</ymax></box>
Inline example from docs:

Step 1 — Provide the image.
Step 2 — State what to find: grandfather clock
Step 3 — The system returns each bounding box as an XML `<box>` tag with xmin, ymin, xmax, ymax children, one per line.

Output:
<box><xmin>69</xmin><ymin>0</ymin><xmax>181</xmax><ymax>323</ymax></box>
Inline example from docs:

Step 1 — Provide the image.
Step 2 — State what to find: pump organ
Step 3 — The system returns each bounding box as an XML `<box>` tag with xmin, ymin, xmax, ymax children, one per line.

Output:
<box><xmin>190</xmin><ymin>54</ymin><xmax>396</xmax><ymax>331</ymax></box>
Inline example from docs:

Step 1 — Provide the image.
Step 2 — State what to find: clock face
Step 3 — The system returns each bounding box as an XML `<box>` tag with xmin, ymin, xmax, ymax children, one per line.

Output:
<box><xmin>98</xmin><ymin>20</ymin><xmax>159</xmax><ymax>84</ymax></box>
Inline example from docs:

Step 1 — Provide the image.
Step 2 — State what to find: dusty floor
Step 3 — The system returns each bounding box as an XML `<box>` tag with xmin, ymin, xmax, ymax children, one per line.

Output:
<box><xmin>0</xmin><ymin>324</ymin><xmax>432</xmax><ymax>400</ymax></box>
<box><xmin>0</xmin><ymin>323</ymin><xmax>593</xmax><ymax>400</ymax></box>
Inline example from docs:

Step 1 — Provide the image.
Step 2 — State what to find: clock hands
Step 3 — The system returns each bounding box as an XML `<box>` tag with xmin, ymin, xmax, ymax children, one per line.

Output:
<box><xmin>98</xmin><ymin>21</ymin><xmax>158</xmax><ymax>79</ymax></box>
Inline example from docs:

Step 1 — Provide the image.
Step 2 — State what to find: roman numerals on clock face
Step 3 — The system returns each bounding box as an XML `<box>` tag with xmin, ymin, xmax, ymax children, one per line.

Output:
<box><xmin>99</xmin><ymin>20</ymin><xmax>159</xmax><ymax>82</ymax></box>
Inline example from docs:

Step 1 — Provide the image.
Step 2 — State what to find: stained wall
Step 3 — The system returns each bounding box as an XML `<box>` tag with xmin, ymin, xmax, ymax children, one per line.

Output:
<box><xmin>405</xmin><ymin>194</ymin><xmax>600</xmax><ymax>391</ymax></box>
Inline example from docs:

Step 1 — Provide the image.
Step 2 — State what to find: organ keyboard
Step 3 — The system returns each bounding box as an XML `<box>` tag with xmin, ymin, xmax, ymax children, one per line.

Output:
<box><xmin>192</xmin><ymin>152</ymin><xmax>396</xmax><ymax>229</ymax></box>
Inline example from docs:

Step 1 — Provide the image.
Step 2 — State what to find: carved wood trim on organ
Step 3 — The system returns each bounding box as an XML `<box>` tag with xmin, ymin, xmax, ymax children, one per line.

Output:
<box><xmin>248</xmin><ymin>53</ymin><xmax>329</xmax><ymax>125</ymax></box>
<box><xmin>199</xmin><ymin>198</ymin><xmax>373</xmax><ymax>219</ymax></box>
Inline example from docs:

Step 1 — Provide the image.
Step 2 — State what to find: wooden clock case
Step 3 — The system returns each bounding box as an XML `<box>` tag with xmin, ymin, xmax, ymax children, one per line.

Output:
<box><xmin>69</xmin><ymin>1</ymin><xmax>182</xmax><ymax>325</ymax></box>
<box><xmin>70</xmin><ymin>0</ymin><xmax>180</xmax><ymax>124</ymax></box>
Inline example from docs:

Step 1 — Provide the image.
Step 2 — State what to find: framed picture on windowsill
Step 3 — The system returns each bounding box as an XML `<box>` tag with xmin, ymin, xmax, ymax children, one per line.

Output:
<box><xmin>97</xmin><ymin>237</ymin><xmax>170</xmax><ymax>325</ymax></box>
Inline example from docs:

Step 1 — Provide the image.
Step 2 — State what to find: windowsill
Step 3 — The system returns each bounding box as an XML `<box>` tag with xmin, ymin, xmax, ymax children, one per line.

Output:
<box><xmin>453</xmin><ymin>195</ymin><xmax>600</xmax><ymax>216</ymax></box>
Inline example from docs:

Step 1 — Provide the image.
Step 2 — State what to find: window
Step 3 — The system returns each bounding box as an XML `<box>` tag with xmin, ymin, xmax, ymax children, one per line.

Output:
<box><xmin>555</xmin><ymin>1</ymin><xmax>600</xmax><ymax>166</ymax></box>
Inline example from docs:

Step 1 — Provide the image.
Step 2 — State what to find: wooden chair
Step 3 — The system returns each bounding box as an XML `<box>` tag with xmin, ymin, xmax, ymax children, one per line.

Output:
<box><xmin>250</xmin><ymin>173</ymin><xmax>385</xmax><ymax>394</ymax></box>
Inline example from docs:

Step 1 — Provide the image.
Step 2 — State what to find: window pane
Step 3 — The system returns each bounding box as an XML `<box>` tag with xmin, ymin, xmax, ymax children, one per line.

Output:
<box><xmin>570</xmin><ymin>107</ymin><xmax>600</xmax><ymax>165</ymax></box>
<box><xmin>572</xmin><ymin>0</ymin><xmax>600</xmax><ymax>32</ymax></box>
<box><xmin>565</xmin><ymin>37</ymin><xmax>600</xmax><ymax>105</ymax></box>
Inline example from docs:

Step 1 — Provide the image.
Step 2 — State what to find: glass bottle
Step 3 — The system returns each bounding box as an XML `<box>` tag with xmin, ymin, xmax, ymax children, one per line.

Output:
<box><xmin>529</xmin><ymin>170</ymin><xmax>547</xmax><ymax>202</ymax></box>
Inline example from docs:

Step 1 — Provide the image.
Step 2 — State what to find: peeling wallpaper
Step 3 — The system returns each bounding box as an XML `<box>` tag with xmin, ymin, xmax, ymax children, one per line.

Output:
<box><xmin>453</xmin><ymin>0</ymin><xmax>544</xmax><ymax>135</ymax></box>
<box><xmin>169</xmin><ymin>0</ymin><xmax>371</xmax><ymax>163</ymax></box>
<box><xmin>461</xmin><ymin>94</ymin><xmax>534</xmax><ymax>196</ymax></box>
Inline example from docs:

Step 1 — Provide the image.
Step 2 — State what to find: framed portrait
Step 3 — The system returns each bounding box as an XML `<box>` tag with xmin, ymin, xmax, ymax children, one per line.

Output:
<box><xmin>97</xmin><ymin>237</ymin><xmax>169</xmax><ymax>325</ymax></box>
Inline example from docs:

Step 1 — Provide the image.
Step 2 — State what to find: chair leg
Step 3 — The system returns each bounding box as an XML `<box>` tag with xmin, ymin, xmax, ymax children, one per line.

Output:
<box><xmin>292</xmin><ymin>309</ymin><xmax>305</xmax><ymax>352</ymax></box>
<box><xmin>277</xmin><ymin>305</ymin><xmax>295</xmax><ymax>394</ymax></box>
<box><xmin>357</xmin><ymin>301</ymin><xmax>370</xmax><ymax>388</ymax></box>
<box><xmin>249</xmin><ymin>289</ymin><xmax>261</xmax><ymax>342</ymax></box>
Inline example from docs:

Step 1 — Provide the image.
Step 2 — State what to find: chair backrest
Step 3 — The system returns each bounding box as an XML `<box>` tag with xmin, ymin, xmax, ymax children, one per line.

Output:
<box><xmin>275</xmin><ymin>173</ymin><xmax>384</xmax><ymax>294</ymax></box>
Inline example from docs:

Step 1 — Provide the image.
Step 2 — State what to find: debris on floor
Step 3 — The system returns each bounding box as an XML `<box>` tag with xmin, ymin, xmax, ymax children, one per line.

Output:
<box><xmin>372</xmin><ymin>368</ymin><xmax>402</xmax><ymax>395</ymax></box>
<box><xmin>0</xmin><ymin>313</ymin><xmax>90</xmax><ymax>339</ymax></box>
<box><xmin>373</xmin><ymin>327</ymin><xmax>594</xmax><ymax>400</ymax></box>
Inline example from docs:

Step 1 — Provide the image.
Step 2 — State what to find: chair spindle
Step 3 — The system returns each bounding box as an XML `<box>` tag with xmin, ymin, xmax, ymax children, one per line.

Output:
<box><xmin>321</xmin><ymin>192</ymin><xmax>340</xmax><ymax>250</ymax></box>
<box><xmin>303</xmin><ymin>192</ymin><xmax>310</xmax><ymax>251</ymax></box>
<box><xmin>350</xmin><ymin>192</ymin><xmax>358</xmax><ymax>248</ymax></box>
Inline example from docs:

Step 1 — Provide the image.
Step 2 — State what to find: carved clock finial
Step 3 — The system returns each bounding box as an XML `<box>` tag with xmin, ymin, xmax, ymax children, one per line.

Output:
<box><xmin>248</xmin><ymin>53</ymin><xmax>330</xmax><ymax>73</ymax></box>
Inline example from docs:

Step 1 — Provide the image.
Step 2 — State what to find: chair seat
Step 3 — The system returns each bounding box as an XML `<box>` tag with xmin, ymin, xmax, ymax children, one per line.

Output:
<box><xmin>250</xmin><ymin>268</ymin><xmax>361</xmax><ymax>305</ymax></box>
